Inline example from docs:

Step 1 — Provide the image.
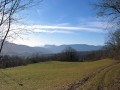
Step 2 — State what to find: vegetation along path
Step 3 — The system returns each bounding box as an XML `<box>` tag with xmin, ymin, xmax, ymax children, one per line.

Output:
<box><xmin>65</xmin><ymin>61</ymin><xmax>120</xmax><ymax>90</ymax></box>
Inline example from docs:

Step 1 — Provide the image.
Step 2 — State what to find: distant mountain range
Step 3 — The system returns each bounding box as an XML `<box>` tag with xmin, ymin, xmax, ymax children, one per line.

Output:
<box><xmin>44</xmin><ymin>44</ymin><xmax>103</xmax><ymax>53</ymax></box>
<box><xmin>1</xmin><ymin>42</ymin><xmax>103</xmax><ymax>57</ymax></box>
<box><xmin>2</xmin><ymin>42</ymin><xmax>52</xmax><ymax>57</ymax></box>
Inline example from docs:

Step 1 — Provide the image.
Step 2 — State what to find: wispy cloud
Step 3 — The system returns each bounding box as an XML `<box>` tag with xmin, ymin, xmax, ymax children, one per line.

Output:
<box><xmin>78</xmin><ymin>17</ymin><xmax>112</xmax><ymax>30</ymax></box>
<box><xmin>11</xmin><ymin>24</ymin><xmax>106</xmax><ymax>34</ymax></box>
<box><xmin>84</xmin><ymin>21</ymin><xmax>112</xmax><ymax>29</ymax></box>
<box><xmin>33</xmin><ymin>29</ymin><xmax>73</xmax><ymax>34</ymax></box>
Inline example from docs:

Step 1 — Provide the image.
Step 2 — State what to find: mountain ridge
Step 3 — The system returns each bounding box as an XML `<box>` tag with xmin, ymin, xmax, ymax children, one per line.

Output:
<box><xmin>44</xmin><ymin>44</ymin><xmax>103</xmax><ymax>53</ymax></box>
<box><xmin>1</xmin><ymin>42</ymin><xmax>103</xmax><ymax>56</ymax></box>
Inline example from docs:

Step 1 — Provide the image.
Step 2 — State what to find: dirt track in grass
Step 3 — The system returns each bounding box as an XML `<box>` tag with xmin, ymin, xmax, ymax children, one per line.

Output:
<box><xmin>65</xmin><ymin>61</ymin><xmax>120</xmax><ymax>90</ymax></box>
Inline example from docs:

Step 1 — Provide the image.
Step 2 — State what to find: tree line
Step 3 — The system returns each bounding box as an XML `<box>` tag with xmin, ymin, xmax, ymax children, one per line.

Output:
<box><xmin>0</xmin><ymin>46</ymin><xmax>109</xmax><ymax>68</ymax></box>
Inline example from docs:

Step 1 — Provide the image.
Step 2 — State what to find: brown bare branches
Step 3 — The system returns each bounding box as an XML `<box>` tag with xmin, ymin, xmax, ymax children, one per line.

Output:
<box><xmin>94</xmin><ymin>0</ymin><xmax>120</xmax><ymax>26</ymax></box>
<box><xmin>0</xmin><ymin>0</ymin><xmax>42</xmax><ymax>54</ymax></box>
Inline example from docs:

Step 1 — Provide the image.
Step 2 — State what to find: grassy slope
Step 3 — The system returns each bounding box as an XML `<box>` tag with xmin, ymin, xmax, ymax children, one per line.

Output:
<box><xmin>104</xmin><ymin>63</ymin><xmax>120</xmax><ymax>90</ymax></box>
<box><xmin>0</xmin><ymin>59</ymin><xmax>117</xmax><ymax>90</ymax></box>
<box><xmin>77</xmin><ymin>60</ymin><xmax>120</xmax><ymax>90</ymax></box>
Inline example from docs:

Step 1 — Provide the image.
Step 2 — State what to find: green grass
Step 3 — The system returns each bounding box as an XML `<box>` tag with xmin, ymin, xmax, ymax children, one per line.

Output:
<box><xmin>78</xmin><ymin>60</ymin><xmax>120</xmax><ymax>90</ymax></box>
<box><xmin>0</xmin><ymin>59</ymin><xmax>117</xmax><ymax>90</ymax></box>
<box><xmin>104</xmin><ymin>63</ymin><xmax>120</xmax><ymax>90</ymax></box>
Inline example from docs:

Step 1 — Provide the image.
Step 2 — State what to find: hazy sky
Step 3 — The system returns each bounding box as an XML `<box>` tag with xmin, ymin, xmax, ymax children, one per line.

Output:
<box><xmin>13</xmin><ymin>0</ymin><xmax>108</xmax><ymax>47</ymax></box>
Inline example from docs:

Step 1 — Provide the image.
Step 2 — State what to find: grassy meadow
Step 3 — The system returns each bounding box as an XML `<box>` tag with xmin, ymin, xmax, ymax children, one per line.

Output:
<box><xmin>0</xmin><ymin>59</ymin><xmax>119</xmax><ymax>90</ymax></box>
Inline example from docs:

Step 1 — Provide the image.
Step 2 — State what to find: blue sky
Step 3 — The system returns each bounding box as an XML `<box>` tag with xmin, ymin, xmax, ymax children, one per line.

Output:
<box><xmin>13</xmin><ymin>0</ymin><xmax>108</xmax><ymax>47</ymax></box>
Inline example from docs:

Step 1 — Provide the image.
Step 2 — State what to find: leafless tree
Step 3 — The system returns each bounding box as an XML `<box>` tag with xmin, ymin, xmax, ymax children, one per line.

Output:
<box><xmin>60</xmin><ymin>47</ymin><xmax>79</xmax><ymax>62</ymax></box>
<box><xmin>94</xmin><ymin>0</ymin><xmax>120</xmax><ymax>26</ymax></box>
<box><xmin>0</xmin><ymin>0</ymin><xmax>42</xmax><ymax>55</ymax></box>
<box><xmin>106</xmin><ymin>29</ymin><xmax>120</xmax><ymax>59</ymax></box>
<box><xmin>94</xmin><ymin>0</ymin><xmax>120</xmax><ymax>59</ymax></box>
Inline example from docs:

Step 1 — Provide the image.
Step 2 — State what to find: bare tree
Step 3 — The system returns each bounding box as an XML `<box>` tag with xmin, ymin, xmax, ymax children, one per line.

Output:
<box><xmin>0</xmin><ymin>0</ymin><xmax>42</xmax><ymax>55</ymax></box>
<box><xmin>94</xmin><ymin>0</ymin><xmax>120</xmax><ymax>26</ymax></box>
<box><xmin>94</xmin><ymin>0</ymin><xmax>120</xmax><ymax>60</ymax></box>
<box><xmin>60</xmin><ymin>47</ymin><xmax>79</xmax><ymax>62</ymax></box>
<box><xmin>105</xmin><ymin>29</ymin><xmax>120</xmax><ymax>59</ymax></box>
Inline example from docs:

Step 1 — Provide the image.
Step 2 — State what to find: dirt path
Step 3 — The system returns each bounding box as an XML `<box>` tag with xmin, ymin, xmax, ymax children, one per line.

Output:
<box><xmin>97</xmin><ymin>65</ymin><xmax>112</xmax><ymax>90</ymax></box>
<box><xmin>64</xmin><ymin>62</ymin><xmax>120</xmax><ymax>90</ymax></box>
